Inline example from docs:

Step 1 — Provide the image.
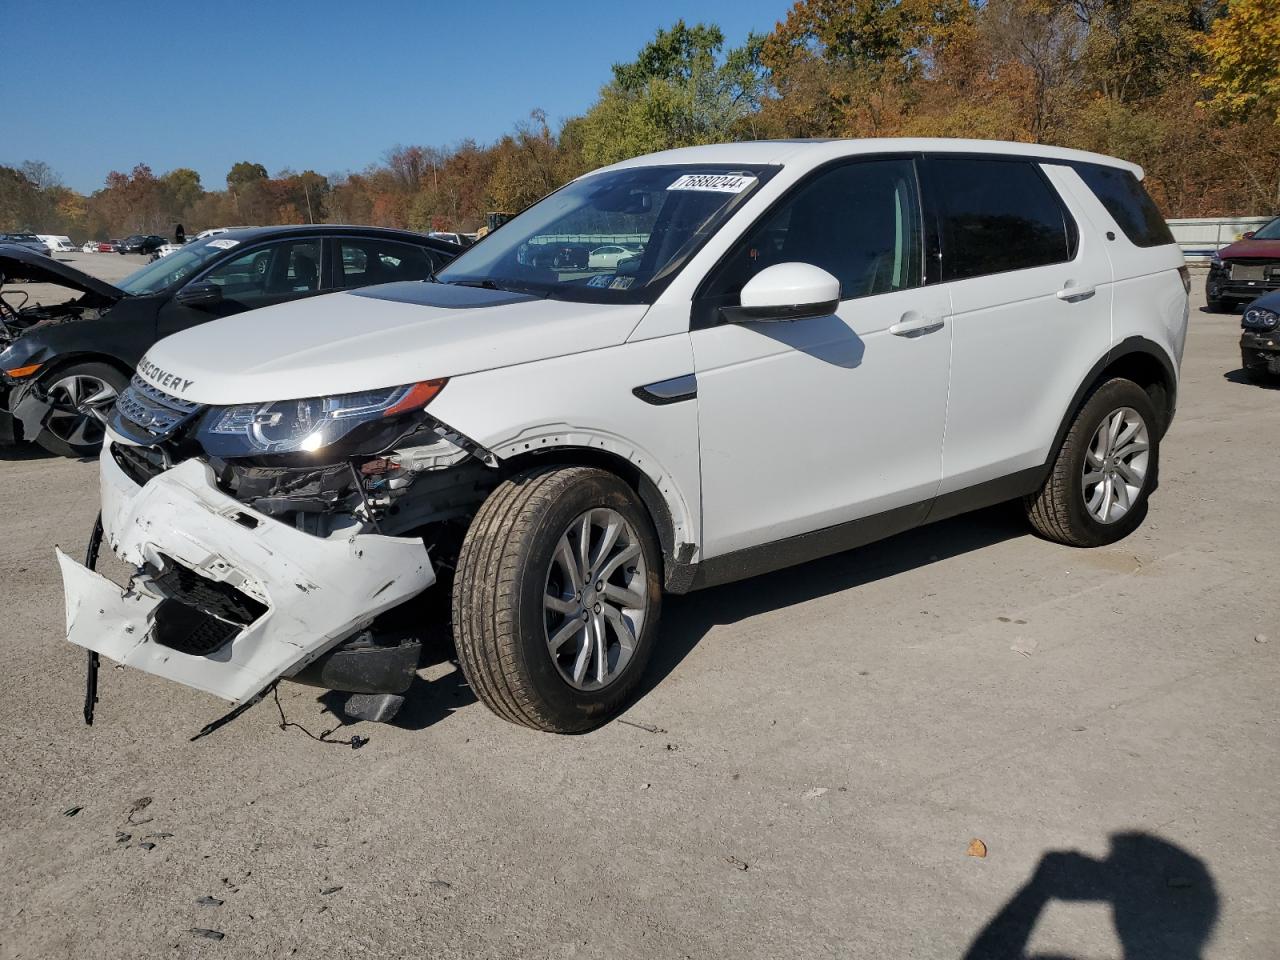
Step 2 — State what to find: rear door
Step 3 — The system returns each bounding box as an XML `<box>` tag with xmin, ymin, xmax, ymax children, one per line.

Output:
<box><xmin>924</xmin><ymin>155</ymin><xmax>1113</xmax><ymax>496</ymax></box>
<box><xmin>330</xmin><ymin>236</ymin><xmax>448</xmax><ymax>290</ymax></box>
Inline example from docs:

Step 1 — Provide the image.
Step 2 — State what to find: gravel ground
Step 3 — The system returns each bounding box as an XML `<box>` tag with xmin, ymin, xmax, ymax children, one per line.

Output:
<box><xmin>0</xmin><ymin>263</ymin><xmax>1276</xmax><ymax>959</ymax></box>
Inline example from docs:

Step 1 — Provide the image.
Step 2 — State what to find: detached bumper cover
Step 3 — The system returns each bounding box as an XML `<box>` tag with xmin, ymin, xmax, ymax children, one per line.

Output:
<box><xmin>59</xmin><ymin>451</ymin><xmax>434</xmax><ymax>703</ymax></box>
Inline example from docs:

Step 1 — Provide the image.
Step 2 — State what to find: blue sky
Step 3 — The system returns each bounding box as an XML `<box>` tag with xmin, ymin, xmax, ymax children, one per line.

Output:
<box><xmin>10</xmin><ymin>1</ymin><xmax>788</xmax><ymax>193</ymax></box>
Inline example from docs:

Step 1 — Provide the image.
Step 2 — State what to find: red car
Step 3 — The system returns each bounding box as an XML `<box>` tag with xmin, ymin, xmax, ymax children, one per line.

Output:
<box><xmin>1206</xmin><ymin>216</ymin><xmax>1280</xmax><ymax>310</ymax></box>
<box><xmin>97</xmin><ymin>240</ymin><xmax>117</xmax><ymax>253</ymax></box>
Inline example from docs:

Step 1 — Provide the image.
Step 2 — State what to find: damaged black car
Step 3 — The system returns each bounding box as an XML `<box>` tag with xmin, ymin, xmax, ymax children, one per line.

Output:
<box><xmin>0</xmin><ymin>227</ymin><xmax>459</xmax><ymax>457</ymax></box>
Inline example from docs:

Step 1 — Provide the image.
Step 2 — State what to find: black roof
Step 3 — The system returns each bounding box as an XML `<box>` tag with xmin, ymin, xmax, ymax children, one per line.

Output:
<box><xmin>214</xmin><ymin>224</ymin><xmax>462</xmax><ymax>250</ymax></box>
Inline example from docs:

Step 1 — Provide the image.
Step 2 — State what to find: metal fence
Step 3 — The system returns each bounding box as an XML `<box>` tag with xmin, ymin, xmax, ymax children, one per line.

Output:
<box><xmin>1167</xmin><ymin>217</ymin><xmax>1274</xmax><ymax>263</ymax></box>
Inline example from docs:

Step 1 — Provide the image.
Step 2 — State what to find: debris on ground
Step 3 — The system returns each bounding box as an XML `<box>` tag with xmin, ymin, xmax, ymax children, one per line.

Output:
<box><xmin>429</xmin><ymin>880</ymin><xmax>451</xmax><ymax>889</ymax></box>
<box><xmin>139</xmin><ymin>842</ymin><xmax>156</xmax><ymax>850</ymax></box>
<box><xmin>618</xmin><ymin>718</ymin><xmax>665</xmax><ymax>734</ymax></box>
<box><xmin>62</xmin><ymin>806</ymin><xmax>83</xmax><ymax>817</ymax></box>
<box><xmin>1255</xmin><ymin>634</ymin><xmax>1269</xmax><ymax>644</ymax></box>
<box><xmin>1011</xmin><ymin>636</ymin><xmax>1039</xmax><ymax>658</ymax></box>
<box><xmin>125</xmin><ymin>797</ymin><xmax>153</xmax><ymax>825</ymax></box>
<box><xmin>639</xmin><ymin>783</ymin><xmax>651</xmax><ymax>790</ymax></box>
<box><xmin>320</xmin><ymin>885</ymin><xmax>343</xmax><ymax>895</ymax></box>
<box><xmin>967</xmin><ymin>839</ymin><xmax>988</xmax><ymax>858</ymax></box>
<box><xmin>196</xmin><ymin>896</ymin><xmax>224</xmax><ymax>907</ymax></box>
<box><xmin>189</xmin><ymin>928</ymin><xmax>225</xmax><ymax>941</ymax></box>
<box><xmin>725</xmin><ymin>856</ymin><xmax>749</xmax><ymax>871</ymax></box>
<box><xmin>115</xmin><ymin>832</ymin><xmax>131</xmax><ymax>844</ymax></box>
<box><xmin>802</xmin><ymin>787</ymin><xmax>829</xmax><ymax>800</ymax></box>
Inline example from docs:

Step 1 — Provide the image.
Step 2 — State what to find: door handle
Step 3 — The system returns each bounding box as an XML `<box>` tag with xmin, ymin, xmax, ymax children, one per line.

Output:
<box><xmin>889</xmin><ymin>312</ymin><xmax>945</xmax><ymax>337</ymax></box>
<box><xmin>1056</xmin><ymin>280</ymin><xmax>1096</xmax><ymax>302</ymax></box>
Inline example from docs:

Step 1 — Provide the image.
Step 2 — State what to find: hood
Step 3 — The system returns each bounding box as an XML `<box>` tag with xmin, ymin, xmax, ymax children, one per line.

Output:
<box><xmin>138</xmin><ymin>281</ymin><xmax>648</xmax><ymax>405</ymax></box>
<box><xmin>0</xmin><ymin>244</ymin><xmax>124</xmax><ymax>300</ymax></box>
<box><xmin>1217</xmin><ymin>238</ymin><xmax>1280</xmax><ymax>261</ymax></box>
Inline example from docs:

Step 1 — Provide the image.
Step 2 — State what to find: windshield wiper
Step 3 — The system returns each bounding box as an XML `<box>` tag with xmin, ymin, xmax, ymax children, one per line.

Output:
<box><xmin>446</xmin><ymin>278</ymin><xmax>503</xmax><ymax>290</ymax></box>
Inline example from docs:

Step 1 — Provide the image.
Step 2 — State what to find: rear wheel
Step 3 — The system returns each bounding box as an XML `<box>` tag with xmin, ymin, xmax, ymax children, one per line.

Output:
<box><xmin>34</xmin><ymin>362</ymin><xmax>128</xmax><ymax>458</ymax></box>
<box><xmin>1025</xmin><ymin>378</ymin><xmax>1160</xmax><ymax>547</ymax></box>
<box><xmin>452</xmin><ymin>465</ymin><xmax>662</xmax><ymax>733</ymax></box>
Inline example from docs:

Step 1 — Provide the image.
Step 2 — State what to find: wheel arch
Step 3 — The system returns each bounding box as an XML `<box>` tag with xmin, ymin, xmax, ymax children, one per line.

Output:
<box><xmin>497</xmin><ymin>441</ymin><xmax>697</xmax><ymax>594</ymax></box>
<box><xmin>1049</xmin><ymin>337</ymin><xmax>1177</xmax><ymax>463</ymax></box>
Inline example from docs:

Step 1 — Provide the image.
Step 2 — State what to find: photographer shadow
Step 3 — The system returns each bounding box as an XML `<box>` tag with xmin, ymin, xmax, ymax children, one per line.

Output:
<box><xmin>963</xmin><ymin>832</ymin><xmax>1218</xmax><ymax>960</ymax></box>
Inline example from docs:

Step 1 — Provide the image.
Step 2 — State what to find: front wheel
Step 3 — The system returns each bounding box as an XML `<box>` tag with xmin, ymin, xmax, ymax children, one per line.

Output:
<box><xmin>33</xmin><ymin>362</ymin><xmax>128</xmax><ymax>458</ymax></box>
<box><xmin>452</xmin><ymin>466</ymin><xmax>662</xmax><ymax>733</ymax></box>
<box><xmin>1024</xmin><ymin>378</ymin><xmax>1160</xmax><ymax>547</ymax></box>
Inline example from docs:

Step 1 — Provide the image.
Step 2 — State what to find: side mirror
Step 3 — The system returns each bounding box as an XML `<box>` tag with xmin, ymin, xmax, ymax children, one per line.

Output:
<box><xmin>1242</xmin><ymin>231</ymin><xmax>1256</xmax><ymax>240</ymax></box>
<box><xmin>175</xmin><ymin>281</ymin><xmax>223</xmax><ymax>308</ymax></box>
<box><xmin>721</xmin><ymin>262</ymin><xmax>840</xmax><ymax>323</ymax></box>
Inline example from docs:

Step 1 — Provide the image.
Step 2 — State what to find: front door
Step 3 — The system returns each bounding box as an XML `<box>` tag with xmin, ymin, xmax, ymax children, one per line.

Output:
<box><xmin>158</xmin><ymin>237</ymin><xmax>328</xmax><ymax>338</ymax></box>
<box><xmin>692</xmin><ymin>157</ymin><xmax>953</xmax><ymax>560</ymax></box>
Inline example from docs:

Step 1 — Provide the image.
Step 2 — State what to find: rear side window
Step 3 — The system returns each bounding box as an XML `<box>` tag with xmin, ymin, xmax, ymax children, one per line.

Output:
<box><xmin>337</xmin><ymin>239</ymin><xmax>442</xmax><ymax>289</ymax></box>
<box><xmin>930</xmin><ymin>157</ymin><xmax>1075</xmax><ymax>281</ymax></box>
<box><xmin>1070</xmin><ymin>163</ymin><xmax>1174</xmax><ymax>248</ymax></box>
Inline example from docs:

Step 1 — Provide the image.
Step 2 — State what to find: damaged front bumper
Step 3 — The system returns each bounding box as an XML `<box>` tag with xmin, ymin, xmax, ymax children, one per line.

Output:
<box><xmin>1241</xmin><ymin>330</ymin><xmax>1280</xmax><ymax>375</ymax></box>
<box><xmin>59</xmin><ymin>446</ymin><xmax>434</xmax><ymax>704</ymax></box>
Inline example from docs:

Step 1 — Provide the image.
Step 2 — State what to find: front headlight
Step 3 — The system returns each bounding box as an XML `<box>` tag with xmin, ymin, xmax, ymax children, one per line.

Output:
<box><xmin>1242</xmin><ymin>307</ymin><xmax>1279</xmax><ymax>331</ymax></box>
<box><xmin>197</xmin><ymin>379</ymin><xmax>447</xmax><ymax>457</ymax></box>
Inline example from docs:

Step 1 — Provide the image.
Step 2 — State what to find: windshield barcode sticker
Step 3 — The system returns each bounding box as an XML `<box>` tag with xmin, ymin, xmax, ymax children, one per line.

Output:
<box><xmin>667</xmin><ymin>174</ymin><xmax>757</xmax><ymax>193</ymax></box>
<box><xmin>207</xmin><ymin>238</ymin><xmax>239</xmax><ymax>249</ymax></box>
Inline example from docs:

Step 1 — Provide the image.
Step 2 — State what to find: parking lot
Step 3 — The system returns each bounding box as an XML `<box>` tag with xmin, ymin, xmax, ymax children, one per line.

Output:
<box><xmin>0</xmin><ymin>261</ymin><xmax>1276</xmax><ymax>958</ymax></box>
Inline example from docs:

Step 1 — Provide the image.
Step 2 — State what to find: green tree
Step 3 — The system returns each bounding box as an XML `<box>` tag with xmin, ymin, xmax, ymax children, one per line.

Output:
<box><xmin>578</xmin><ymin>20</ymin><xmax>766</xmax><ymax>166</ymax></box>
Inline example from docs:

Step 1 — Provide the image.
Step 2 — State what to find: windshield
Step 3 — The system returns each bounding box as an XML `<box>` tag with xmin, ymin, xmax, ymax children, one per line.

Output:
<box><xmin>117</xmin><ymin>237</ymin><xmax>236</xmax><ymax>295</ymax></box>
<box><xmin>437</xmin><ymin>164</ymin><xmax>776</xmax><ymax>303</ymax></box>
<box><xmin>1251</xmin><ymin>218</ymin><xmax>1280</xmax><ymax>241</ymax></box>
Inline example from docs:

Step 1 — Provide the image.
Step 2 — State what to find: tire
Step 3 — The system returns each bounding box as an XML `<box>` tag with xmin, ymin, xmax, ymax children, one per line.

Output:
<box><xmin>1207</xmin><ymin>295</ymin><xmax>1228</xmax><ymax>312</ymax></box>
<box><xmin>452</xmin><ymin>465</ymin><xmax>663</xmax><ymax>733</ymax></box>
<box><xmin>1244</xmin><ymin>364</ymin><xmax>1278</xmax><ymax>385</ymax></box>
<box><xmin>33</xmin><ymin>361</ymin><xmax>129</xmax><ymax>459</ymax></box>
<box><xmin>1024</xmin><ymin>378</ymin><xmax>1160</xmax><ymax>547</ymax></box>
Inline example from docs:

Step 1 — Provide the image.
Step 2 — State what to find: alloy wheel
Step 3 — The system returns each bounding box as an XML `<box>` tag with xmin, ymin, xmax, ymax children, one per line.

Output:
<box><xmin>1082</xmin><ymin>406</ymin><xmax>1150</xmax><ymax>524</ymax></box>
<box><xmin>43</xmin><ymin>374</ymin><xmax>118</xmax><ymax>448</ymax></box>
<box><xmin>543</xmin><ymin>507</ymin><xmax>649</xmax><ymax>691</ymax></box>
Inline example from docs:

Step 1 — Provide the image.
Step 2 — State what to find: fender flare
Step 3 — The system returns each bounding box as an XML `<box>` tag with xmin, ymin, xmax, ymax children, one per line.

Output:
<box><xmin>488</xmin><ymin>424</ymin><xmax>700</xmax><ymax>591</ymax></box>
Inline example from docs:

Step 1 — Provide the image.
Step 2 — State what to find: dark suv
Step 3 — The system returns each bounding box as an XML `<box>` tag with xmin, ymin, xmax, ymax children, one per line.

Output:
<box><xmin>1207</xmin><ymin>216</ymin><xmax>1280</xmax><ymax>310</ymax></box>
<box><xmin>0</xmin><ymin>226</ymin><xmax>459</xmax><ymax>457</ymax></box>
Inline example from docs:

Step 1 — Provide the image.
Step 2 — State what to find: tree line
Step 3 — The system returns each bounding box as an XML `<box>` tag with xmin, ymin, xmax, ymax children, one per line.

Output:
<box><xmin>2</xmin><ymin>0</ymin><xmax>1276</xmax><ymax>241</ymax></box>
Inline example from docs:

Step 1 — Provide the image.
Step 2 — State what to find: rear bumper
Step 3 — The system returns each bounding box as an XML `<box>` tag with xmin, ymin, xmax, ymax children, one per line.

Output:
<box><xmin>59</xmin><ymin>446</ymin><xmax>434</xmax><ymax>703</ymax></box>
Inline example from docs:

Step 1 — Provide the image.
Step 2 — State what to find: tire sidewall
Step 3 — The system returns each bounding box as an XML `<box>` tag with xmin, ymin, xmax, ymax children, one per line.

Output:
<box><xmin>1060</xmin><ymin>379</ymin><xmax>1160</xmax><ymax>546</ymax></box>
<box><xmin>508</xmin><ymin>471</ymin><xmax>662</xmax><ymax>730</ymax></box>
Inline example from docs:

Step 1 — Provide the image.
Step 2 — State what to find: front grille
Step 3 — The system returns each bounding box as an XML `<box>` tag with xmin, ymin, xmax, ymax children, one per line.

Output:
<box><xmin>112</xmin><ymin>374</ymin><xmax>203</xmax><ymax>443</ymax></box>
<box><xmin>1229</xmin><ymin>262</ymin><xmax>1279</xmax><ymax>281</ymax></box>
<box><xmin>111</xmin><ymin>442</ymin><xmax>168</xmax><ymax>486</ymax></box>
<box><xmin>149</xmin><ymin>557</ymin><xmax>267</xmax><ymax>657</ymax></box>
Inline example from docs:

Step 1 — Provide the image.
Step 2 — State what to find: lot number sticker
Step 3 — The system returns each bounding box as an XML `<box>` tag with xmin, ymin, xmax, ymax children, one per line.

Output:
<box><xmin>667</xmin><ymin>174</ymin><xmax>757</xmax><ymax>193</ymax></box>
<box><xmin>207</xmin><ymin>238</ymin><xmax>240</xmax><ymax>250</ymax></box>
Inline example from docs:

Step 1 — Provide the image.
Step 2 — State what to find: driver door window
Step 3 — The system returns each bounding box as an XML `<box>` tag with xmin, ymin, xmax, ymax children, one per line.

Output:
<box><xmin>704</xmin><ymin>158</ymin><xmax>924</xmax><ymax>313</ymax></box>
<box><xmin>201</xmin><ymin>238</ymin><xmax>323</xmax><ymax>309</ymax></box>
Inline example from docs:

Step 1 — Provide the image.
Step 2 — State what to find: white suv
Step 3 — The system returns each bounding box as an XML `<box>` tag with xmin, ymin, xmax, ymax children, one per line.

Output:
<box><xmin>62</xmin><ymin>139</ymin><xmax>1189</xmax><ymax>734</ymax></box>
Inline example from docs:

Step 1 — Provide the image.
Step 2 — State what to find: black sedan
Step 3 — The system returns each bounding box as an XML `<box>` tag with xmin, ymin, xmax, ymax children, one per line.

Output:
<box><xmin>117</xmin><ymin>234</ymin><xmax>168</xmax><ymax>255</ymax></box>
<box><xmin>0</xmin><ymin>226</ymin><xmax>459</xmax><ymax>457</ymax></box>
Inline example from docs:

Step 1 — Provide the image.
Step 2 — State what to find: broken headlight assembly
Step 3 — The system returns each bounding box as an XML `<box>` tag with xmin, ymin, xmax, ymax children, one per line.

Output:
<box><xmin>196</xmin><ymin>379</ymin><xmax>448</xmax><ymax>458</ymax></box>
